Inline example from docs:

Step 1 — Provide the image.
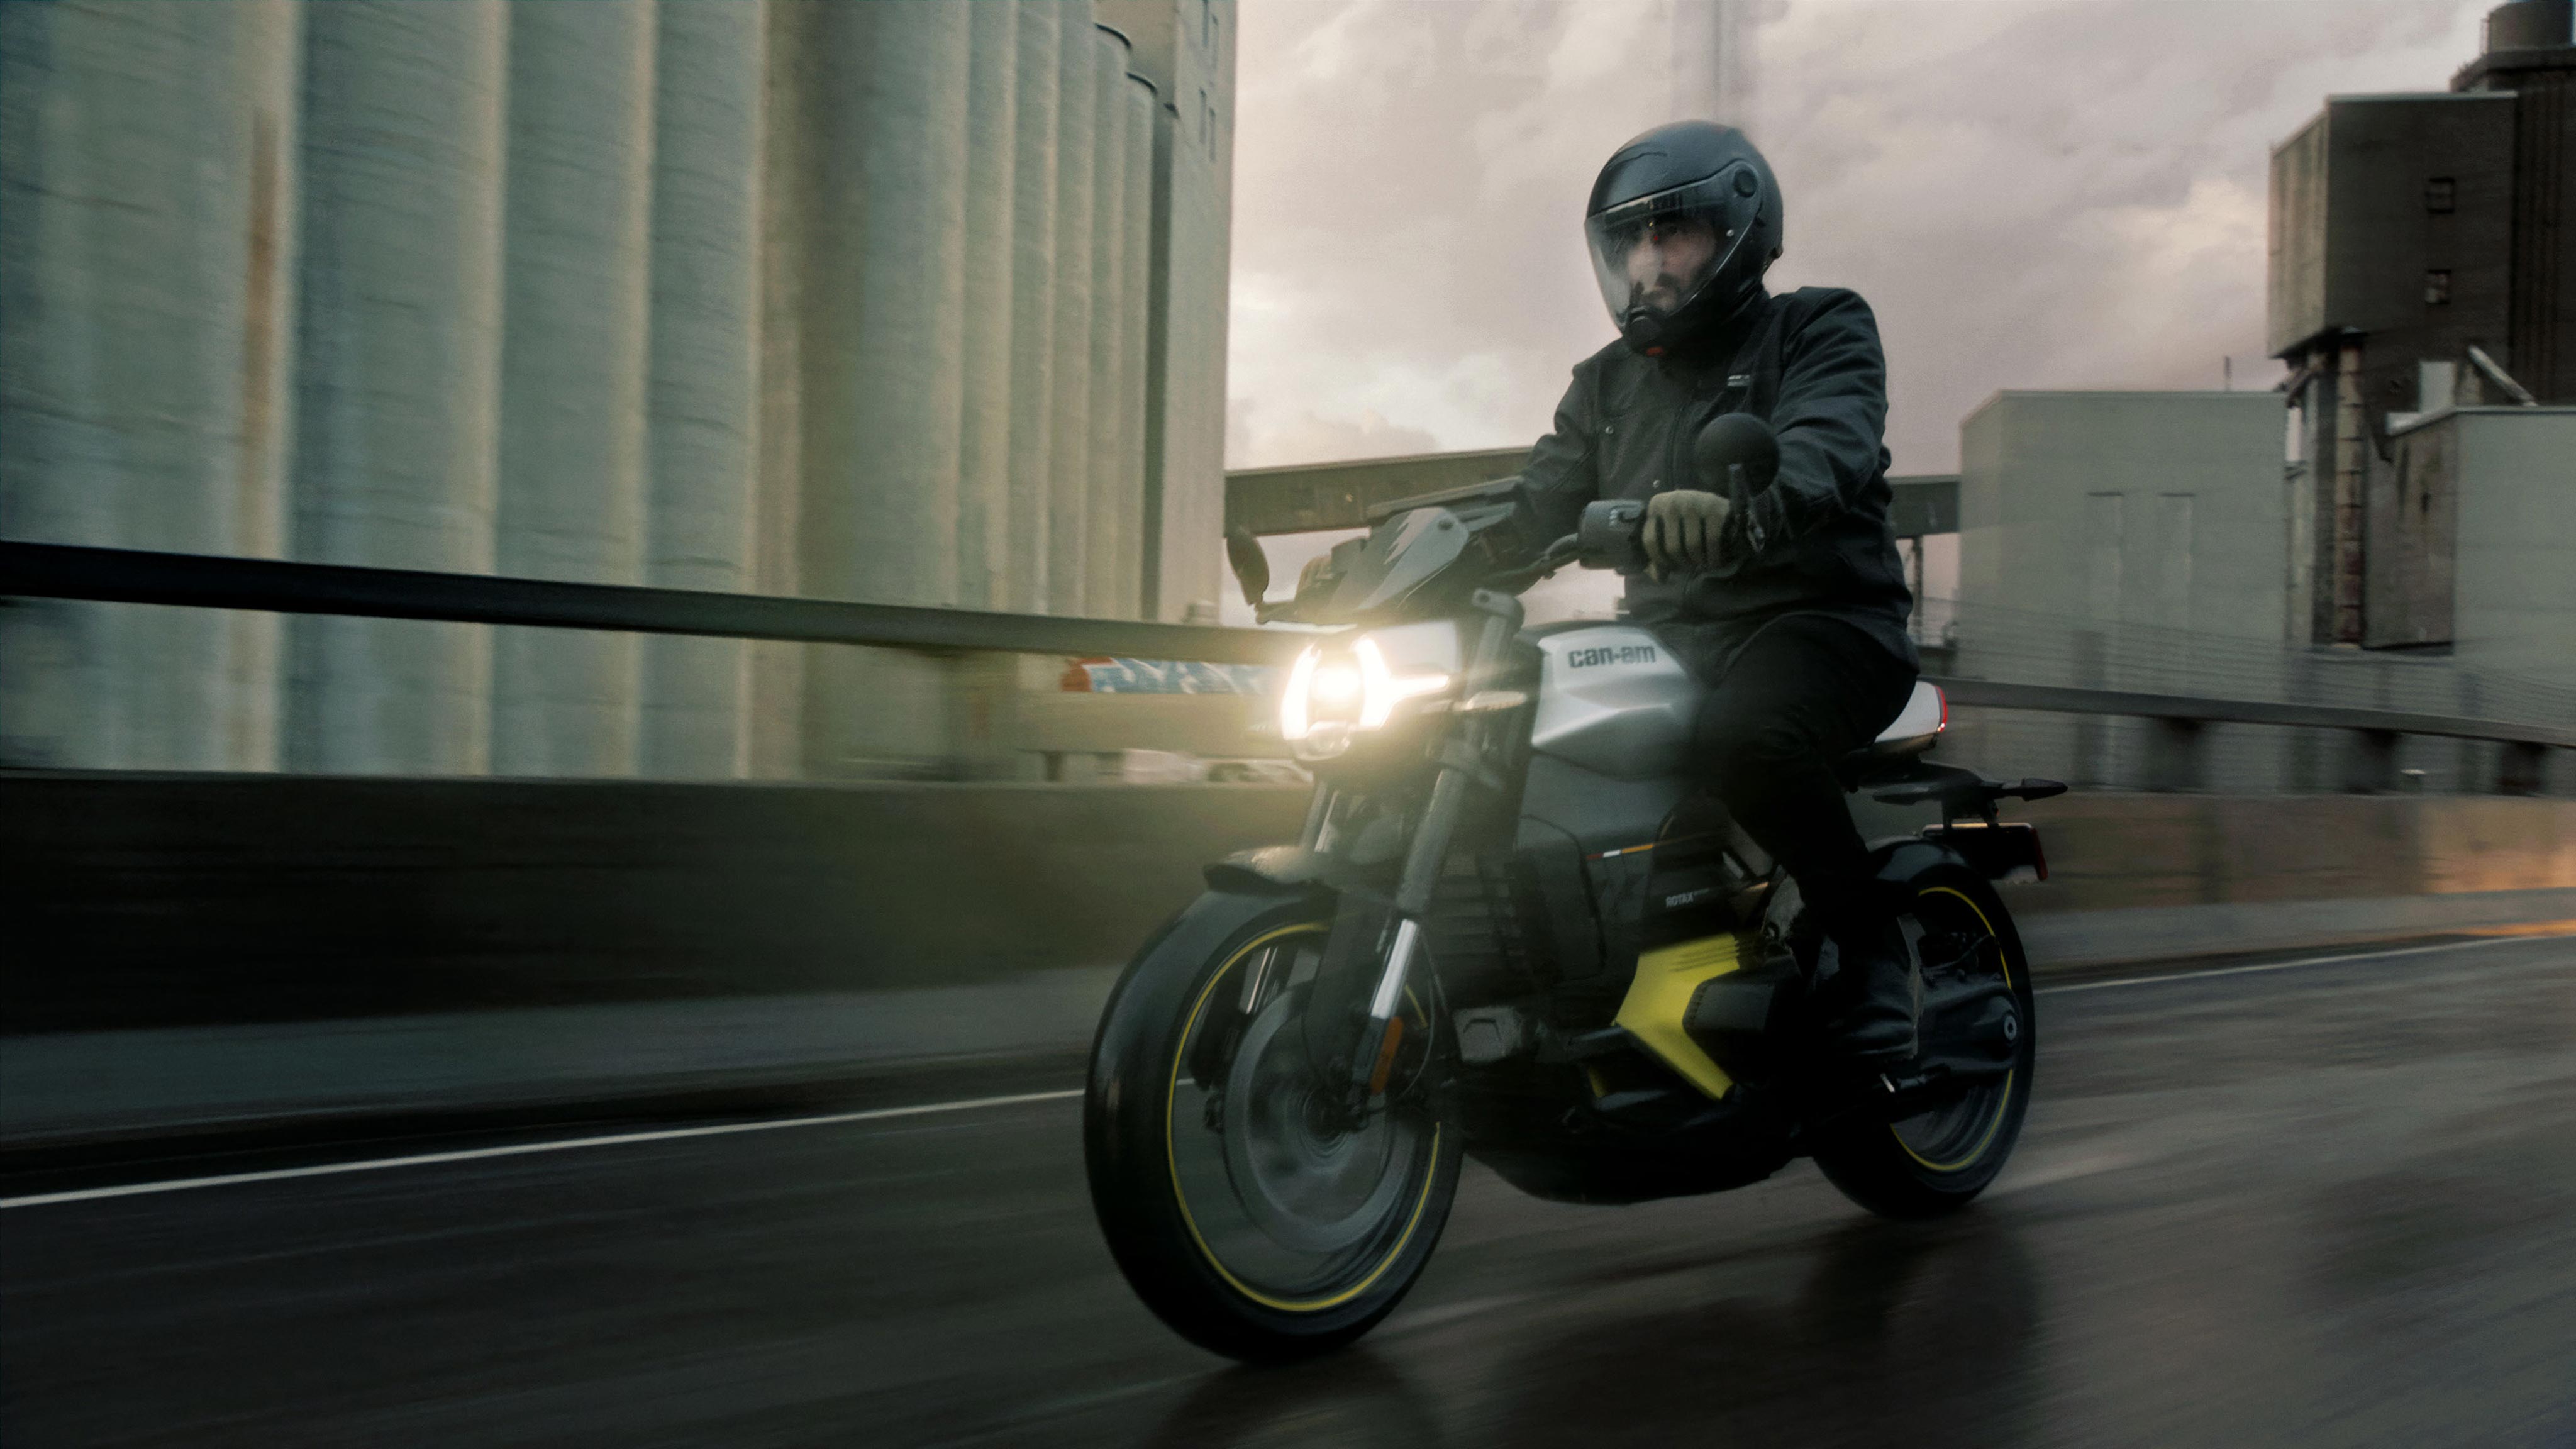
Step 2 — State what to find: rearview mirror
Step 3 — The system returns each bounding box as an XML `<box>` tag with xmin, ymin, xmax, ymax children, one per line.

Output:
<box><xmin>1694</xmin><ymin>413</ymin><xmax>1779</xmax><ymax>497</ymax></box>
<box><xmin>1223</xmin><ymin>528</ymin><xmax>1271</xmax><ymax>608</ymax></box>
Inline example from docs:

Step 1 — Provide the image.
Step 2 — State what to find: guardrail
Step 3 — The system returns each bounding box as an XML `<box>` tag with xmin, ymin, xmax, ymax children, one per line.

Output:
<box><xmin>0</xmin><ymin>540</ymin><xmax>1299</xmax><ymax>667</ymax></box>
<box><xmin>3</xmin><ymin>540</ymin><xmax>2565</xmax><ymax>787</ymax></box>
<box><xmin>1931</xmin><ymin>677</ymin><xmax>2573</xmax><ymax>750</ymax></box>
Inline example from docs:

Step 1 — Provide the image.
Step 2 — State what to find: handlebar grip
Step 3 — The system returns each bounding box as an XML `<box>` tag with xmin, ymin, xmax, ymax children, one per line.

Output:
<box><xmin>1576</xmin><ymin>498</ymin><xmax>1650</xmax><ymax>574</ymax></box>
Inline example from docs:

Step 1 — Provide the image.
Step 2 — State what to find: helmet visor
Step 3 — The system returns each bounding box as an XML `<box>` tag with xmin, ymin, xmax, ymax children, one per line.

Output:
<box><xmin>1585</xmin><ymin>167</ymin><xmax>1762</xmax><ymax>335</ymax></box>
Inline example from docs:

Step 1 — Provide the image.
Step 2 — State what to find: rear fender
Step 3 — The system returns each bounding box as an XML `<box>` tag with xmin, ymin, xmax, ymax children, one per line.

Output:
<box><xmin>1863</xmin><ymin>838</ymin><xmax>2032</xmax><ymax>988</ymax></box>
<box><xmin>1869</xmin><ymin>836</ymin><xmax>1970</xmax><ymax>893</ymax></box>
<box><xmin>1919</xmin><ymin>821</ymin><xmax>2046</xmax><ymax>884</ymax></box>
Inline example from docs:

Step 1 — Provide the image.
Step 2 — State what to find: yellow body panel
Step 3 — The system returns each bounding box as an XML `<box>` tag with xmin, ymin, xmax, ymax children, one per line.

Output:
<box><xmin>1613</xmin><ymin>932</ymin><xmax>1753</xmax><ymax>1099</ymax></box>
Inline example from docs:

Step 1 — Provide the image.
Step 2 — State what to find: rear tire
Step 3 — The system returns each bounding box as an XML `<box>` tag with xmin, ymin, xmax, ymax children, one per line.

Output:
<box><xmin>1813</xmin><ymin>865</ymin><xmax>2035</xmax><ymax>1219</ymax></box>
<box><xmin>1085</xmin><ymin>891</ymin><xmax>1461</xmax><ymax>1362</ymax></box>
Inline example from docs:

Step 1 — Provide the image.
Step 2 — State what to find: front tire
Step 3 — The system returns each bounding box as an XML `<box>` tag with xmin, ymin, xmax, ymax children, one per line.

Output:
<box><xmin>1813</xmin><ymin>864</ymin><xmax>2036</xmax><ymax>1219</ymax></box>
<box><xmin>1085</xmin><ymin>891</ymin><xmax>1461</xmax><ymax>1362</ymax></box>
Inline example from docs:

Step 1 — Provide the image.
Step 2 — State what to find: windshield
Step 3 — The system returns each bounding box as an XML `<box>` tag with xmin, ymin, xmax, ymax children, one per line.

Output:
<box><xmin>1326</xmin><ymin>508</ymin><xmax>1469</xmax><ymax>618</ymax></box>
<box><xmin>1283</xmin><ymin>479</ymin><xmax>1546</xmax><ymax>625</ymax></box>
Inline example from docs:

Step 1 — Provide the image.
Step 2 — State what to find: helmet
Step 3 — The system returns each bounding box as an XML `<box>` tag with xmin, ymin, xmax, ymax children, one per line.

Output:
<box><xmin>1584</xmin><ymin>121</ymin><xmax>1782</xmax><ymax>355</ymax></box>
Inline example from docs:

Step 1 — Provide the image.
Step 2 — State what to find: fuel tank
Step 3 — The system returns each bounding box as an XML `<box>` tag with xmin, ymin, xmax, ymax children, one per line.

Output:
<box><xmin>1511</xmin><ymin>626</ymin><xmax>1766</xmax><ymax>1023</ymax></box>
<box><xmin>1526</xmin><ymin>625</ymin><xmax>1700</xmax><ymax>779</ymax></box>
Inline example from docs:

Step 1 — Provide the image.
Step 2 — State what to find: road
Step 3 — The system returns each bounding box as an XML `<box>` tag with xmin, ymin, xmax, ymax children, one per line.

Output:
<box><xmin>6</xmin><ymin>934</ymin><xmax>2576</xmax><ymax>1448</ymax></box>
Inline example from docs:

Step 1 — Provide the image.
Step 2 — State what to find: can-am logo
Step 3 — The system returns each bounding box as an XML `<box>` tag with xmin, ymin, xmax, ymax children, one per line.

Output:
<box><xmin>1565</xmin><ymin>644</ymin><xmax>1657</xmax><ymax>669</ymax></box>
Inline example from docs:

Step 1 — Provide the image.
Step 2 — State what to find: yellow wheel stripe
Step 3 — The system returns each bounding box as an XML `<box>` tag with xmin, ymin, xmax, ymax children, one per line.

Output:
<box><xmin>1162</xmin><ymin>921</ymin><xmax>1445</xmax><ymax>1315</ymax></box>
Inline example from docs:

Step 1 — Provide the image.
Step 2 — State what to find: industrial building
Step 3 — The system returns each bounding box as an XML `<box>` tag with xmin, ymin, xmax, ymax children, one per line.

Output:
<box><xmin>1958</xmin><ymin>392</ymin><xmax>2291</xmax><ymax>650</ymax></box>
<box><xmin>2385</xmin><ymin>405</ymin><xmax>2576</xmax><ymax>685</ymax></box>
<box><xmin>2268</xmin><ymin>0</ymin><xmax>2574</xmax><ymax>650</ymax></box>
<box><xmin>1926</xmin><ymin>0</ymin><xmax>2576</xmax><ymax>794</ymax></box>
<box><xmin>0</xmin><ymin>0</ymin><xmax>1236</xmax><ymax>779</ymax></box>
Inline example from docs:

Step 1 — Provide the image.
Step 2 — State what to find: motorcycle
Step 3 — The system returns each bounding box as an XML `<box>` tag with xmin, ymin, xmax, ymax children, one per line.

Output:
<box><xmin>1084</xmin><ymin>414</ymin><xmax>2065</xmax><ymax>1362</ymax></box>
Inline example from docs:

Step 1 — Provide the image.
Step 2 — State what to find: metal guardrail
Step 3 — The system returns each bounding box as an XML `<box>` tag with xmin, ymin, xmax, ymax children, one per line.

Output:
<box><xmin>1930</xmin><ymin>677</ymin><xmax>2576</xmax><ymax>751</ymax></box>
<box><xmin>3</xmin><ymin>540</ymin><xmax>2568</xmax><ymax>753</ymax></box>
<box><xmin>0</xmin><ymin>540</ymin><xmax>1301</xmax><ymax>667</ymax></box>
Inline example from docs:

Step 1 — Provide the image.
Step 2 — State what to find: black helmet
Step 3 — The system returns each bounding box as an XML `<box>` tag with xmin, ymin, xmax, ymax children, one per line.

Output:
<box><xmin>1584</xmin><ymin>121</ymin><xmax>1782</xmax><ymax>356</ymax></box>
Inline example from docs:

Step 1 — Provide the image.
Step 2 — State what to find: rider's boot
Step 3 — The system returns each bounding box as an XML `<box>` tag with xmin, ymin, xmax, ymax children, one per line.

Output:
<box><xmin>1823</xmin><ymin>913</ymin><xmax>1917</xmax><ymax>1065</ymax></box>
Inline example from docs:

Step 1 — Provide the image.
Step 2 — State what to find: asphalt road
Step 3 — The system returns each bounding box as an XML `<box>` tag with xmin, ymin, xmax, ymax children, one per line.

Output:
<box><xmin>6</xmin><ymin>934</ymin><xmax>2576</xmax><ymax>1448</ymax></box>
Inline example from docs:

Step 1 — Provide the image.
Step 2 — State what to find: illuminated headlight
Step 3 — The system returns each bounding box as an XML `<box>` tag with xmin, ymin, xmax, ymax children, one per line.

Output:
<box><xmin>1279</xmin><ymin>623</ymin><xmax>1460</xmax><ymax>748</ymax></box>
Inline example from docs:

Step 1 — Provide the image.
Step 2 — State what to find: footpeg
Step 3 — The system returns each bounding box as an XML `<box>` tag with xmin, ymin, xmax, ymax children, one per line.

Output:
<box><xmin>1878</xmin><ymin>1068</ymin><xmax>1943</xmax><ymax>1096</ymax></box>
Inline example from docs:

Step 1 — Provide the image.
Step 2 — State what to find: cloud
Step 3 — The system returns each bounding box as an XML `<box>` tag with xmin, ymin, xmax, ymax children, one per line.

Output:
<box><xmin>1227</xmin><ymin>0</ymin><xmax>2490</xmax><ymax>473</ymax></box>
<box><xmin>1228</xmin><ymin>401</ymin><xmax>1438</xmax><ymax>469</ymax></box>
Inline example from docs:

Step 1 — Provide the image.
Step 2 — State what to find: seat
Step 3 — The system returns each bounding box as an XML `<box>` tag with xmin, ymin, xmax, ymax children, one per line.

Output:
<box><xmin>1834</xmin><ymin>680</ymin><xmax>1946</xmax><ymax>789</ymax></box>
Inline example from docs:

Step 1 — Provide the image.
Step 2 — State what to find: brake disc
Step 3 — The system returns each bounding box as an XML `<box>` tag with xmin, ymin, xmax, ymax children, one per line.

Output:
<box><xmin>1218</xmin><ymin>990</ymin><xmax>1415</xmax><ymax>1255</ymax></box>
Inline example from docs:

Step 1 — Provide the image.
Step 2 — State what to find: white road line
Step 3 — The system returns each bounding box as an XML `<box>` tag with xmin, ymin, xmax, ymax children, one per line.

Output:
<box><xmin>0</xmin><ymin>1088</ymin><xmax>1083</xmax><ymax>1211</ymax></box>
<box><xmin>13</xmin><ymin>931</ymin><xmax>2571</xmax><ymax>1211</ymax></box>
<box><xmin>2037</xmin><ymin>929</ymin><xmax>2572</xmax><ymax>996</ymax></box>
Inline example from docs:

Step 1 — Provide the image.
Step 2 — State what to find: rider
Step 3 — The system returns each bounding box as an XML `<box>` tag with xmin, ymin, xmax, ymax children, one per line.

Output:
<box><xmin>1527</xmin><ymin>121</ymin><xmax>1922</xmax><ymax>1065</ymax></box>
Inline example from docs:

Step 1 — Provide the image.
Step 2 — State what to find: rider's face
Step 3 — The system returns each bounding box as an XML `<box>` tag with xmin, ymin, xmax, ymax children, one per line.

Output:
<box><xmin>1623</xmin><ymin>216</ymin><xmax>1721</xmax><ymax>311</ymax></box>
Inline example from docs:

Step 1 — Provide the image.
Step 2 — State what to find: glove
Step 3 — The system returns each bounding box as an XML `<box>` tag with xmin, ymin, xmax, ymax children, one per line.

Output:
<box><xmin>1643</xmin><ymin>489</ymin><xmax>1732</xmax><ymax>579</ymax></box>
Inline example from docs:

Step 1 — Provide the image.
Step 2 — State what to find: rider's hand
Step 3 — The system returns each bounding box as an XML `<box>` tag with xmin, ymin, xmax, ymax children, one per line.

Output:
<box><xmin>1643</xmin><ymin>489</ymin><xmax>1732</xmax><ymax>579</ymax></box>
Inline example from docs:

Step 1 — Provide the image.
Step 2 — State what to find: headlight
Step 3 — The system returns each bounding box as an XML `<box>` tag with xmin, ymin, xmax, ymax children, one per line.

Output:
<box><xmin>1279</xmin><ymin>623</ymin><xmax>1460</xmax><ymax>753</ymax></box>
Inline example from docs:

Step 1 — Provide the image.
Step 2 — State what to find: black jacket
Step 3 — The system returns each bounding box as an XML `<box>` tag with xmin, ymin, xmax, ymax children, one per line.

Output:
<box><xmin>1523</xmin><ymin>286</ymin><xmax>1918</xmax><ymax>680</ymax></box>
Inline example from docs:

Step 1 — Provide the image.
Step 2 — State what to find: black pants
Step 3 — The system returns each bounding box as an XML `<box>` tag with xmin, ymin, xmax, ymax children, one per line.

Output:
<box><xmin>1689</xmin><ymin>614</ymin><xmax>1917</xmax><ymax>927</ymax></box>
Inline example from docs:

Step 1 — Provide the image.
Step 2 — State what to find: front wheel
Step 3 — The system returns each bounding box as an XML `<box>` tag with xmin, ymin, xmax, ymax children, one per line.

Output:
<box><xmin>1813</xmin><ymin>864</ymin><xmax>2036</xmax><ymax>1218</ymax></box>
<box><xmin>1085</xmin><ymin>892</ymin><xmax>1460</xmax><ymax>1362</ymax></box>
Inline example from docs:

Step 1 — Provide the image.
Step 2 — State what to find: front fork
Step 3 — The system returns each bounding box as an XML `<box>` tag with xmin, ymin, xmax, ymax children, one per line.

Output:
<box><xmin>1336</xmin><ymin>590</ymin><xmax>1526</xmax><ymax>1111</ymax></box>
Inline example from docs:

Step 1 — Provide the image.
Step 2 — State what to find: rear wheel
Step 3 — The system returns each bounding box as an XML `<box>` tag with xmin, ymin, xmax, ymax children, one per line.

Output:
<box><xmin>1085</xmin><ymin>892</ymin><xmax>1460</xmax><ymax>1361</ymax></box>
<box><xmin>1813</xmin><ymin>866</ymin><xmax>2035</xmax><ymax>1218</ymax></box>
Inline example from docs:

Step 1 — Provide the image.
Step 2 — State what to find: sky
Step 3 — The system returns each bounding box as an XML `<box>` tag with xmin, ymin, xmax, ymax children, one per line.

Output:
<box><xmin>1221</xmin><ymin>0</ymin><xmax>2494</xmax><ymax>479</ymax></box>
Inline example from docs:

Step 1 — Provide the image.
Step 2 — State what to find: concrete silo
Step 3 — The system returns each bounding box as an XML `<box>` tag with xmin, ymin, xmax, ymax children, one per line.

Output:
<box><xmin>800</xmin><ymin>0</ymin><xmax>972</xmax><ymax>773</ymax></box>
<box><xmin>956</xmin><ymin>0</ymin><xmax>1021</xmax><ymax>613</ymax></box>
<box><xmin>1099</xmin><ymin>0</ymin><xmax>1235</xmax><ymax>621</ymax></box>
<box><xmin>491</xmin><ymin>0</ymin><xmax>657</xmax><ymax>778</ymax></box>
<box><xmin>1044</xmin><ymin>1</ymin><xmax>1099</xmax><ymax>618</ymax></box>
<box><xmin>1082</xmin><ymin>25</ymin><xmax>1133</xmax><ymax>621</ymax></box>
<box><xmin>1002</xmin><ymin>0</ymin><xmax>1063</xmax><ymax>618</ymax></box>
<box><xmin>4</xmin><ymin>0</ymin><xmax>1240</xmax><ymax>782</ymax></box>
<box><xmin>1114</xmin><ymin>72</ymin><xmax>1158</xmax><ymax>620</ymax></box>
<box><xmin>747</xmin><ymin>0</ymin><xmax>820</xmax><ymax>780</ymax></box>
<box><xmin>808</xmin><ymin>0</ymin><xmax>969</xmax><ymax>613</ymax></box>
<box><xmin>641</xmin><ymin>0</ymin><xmax>766</xmax><ymax>779</ymax></box>
<box><xmin>0</xmin><ymin>0</ymin><xmax>301</xmax><ymax>770</ymax></box>
<box><xmin>288</xmin><ymin>0</ymin><xmax>510</xmax><ymax>775</ymax></box>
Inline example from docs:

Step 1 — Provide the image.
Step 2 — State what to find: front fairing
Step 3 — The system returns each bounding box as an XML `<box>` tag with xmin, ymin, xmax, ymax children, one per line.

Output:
<box><xmin>1325</xmin><ymin>509</ymin><xmax>1470</xmax><ymax>620</ymax></box>
<box><xmin>1280</xmin><ymin>476</ymin><xmax>1545</xmax><ymax>629</ymax></box>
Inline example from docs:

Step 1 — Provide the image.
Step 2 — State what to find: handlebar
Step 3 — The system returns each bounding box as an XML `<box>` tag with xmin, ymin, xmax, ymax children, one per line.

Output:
<box><xmin>1575</xmin><ymin>498</ymin><xmax>1651</xmax><ymax>574</ymax></box>
<box><xmin>1252</xmin><ymin>486</ymin><xmax>1665</xmax><ymax>620</ymax></box>
<box><xmin>1482</xmin><ymin>531</ymin><xmax>1584</xmax><ymax>593</ymax></box>
<box><xmin>1472</xmin><ymin>494</ymin><xmax>1656</xmax><ymax>594</ymax></box>
<box><xmin>1240</xmin><ymin>416</ymin><xmax>1780</xmax><ymax>620</ymax></box>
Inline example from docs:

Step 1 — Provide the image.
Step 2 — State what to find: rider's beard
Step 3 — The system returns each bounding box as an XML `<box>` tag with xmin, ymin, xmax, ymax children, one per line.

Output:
<box><xmin>1629</xmin><ymin>273</ymin><xmax>1690</xmax><ymax>314</ymax></box>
